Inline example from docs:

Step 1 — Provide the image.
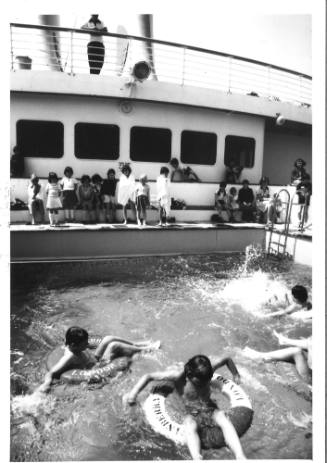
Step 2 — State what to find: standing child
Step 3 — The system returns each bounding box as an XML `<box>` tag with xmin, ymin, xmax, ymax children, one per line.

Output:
<box><xmin>124</xmin><ymin>354</ymin><xmax>247</xmax><ymax>460</ymax></box>
<box><xmin>27</xmin><ymin>174</ymin><xmax>45</xmax><ymax>224</ymax></box>
<box><xmin>117</xmin><ymin>164</ymin><xmax>136</xmax><ymax>225</ymax></box>
<box><xmin>100</xmin><ymin>169</ymin><xmax>118</xmax><ymax>223</ymax></box>
<box><xmin>135</xmin><ymin>174</ymin><xmax>150</xmax><ymax>226</ymax></box>
<box><xmin>226</xmin><ymin>187</ymin><xmax>239</xmax><ymax>222</ymax></box>
<box><xmin>60</xmin><ymin>166</ymin><xmax>79</xmax><ymax>223</ymax></box>
<box><xmin>156</xmin><ymin>167</ymin><xmax>171</xmax><ymax>226</ymax></box>
<box><xmin>214</xmin><ymin>182</ymin><xmax>229</xmax><ymax>222</ymax></box>
<box><xmin>79</xmin><ymin>175</ymin><xmax>95</xmax><ymax>223</ymax></box>
<box><xmin>45</xmin><ymin>172</ymin><xmax>62</xmax><ymax>227</ymax></box>
<box><xmin>91</xmin><ymin>174</ymin><xmax>103</xmax><ymax>222</ymax></box>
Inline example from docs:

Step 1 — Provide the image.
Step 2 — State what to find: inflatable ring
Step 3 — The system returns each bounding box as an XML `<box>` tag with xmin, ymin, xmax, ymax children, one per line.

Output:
<box><xmin>143</xmin><ymin>374</ymin><xmax>253</xmax><ymax>448</ymax></box>
<box><xmin>46</xmin><ymin>335</ymin><xmax>131</xmax><ymax>384</ymax></box>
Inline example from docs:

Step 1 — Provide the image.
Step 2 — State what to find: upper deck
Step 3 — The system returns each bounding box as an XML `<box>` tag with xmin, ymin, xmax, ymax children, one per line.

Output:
<box><xmin>10</xmin><ymin>23</ymin><xmax>312</xmax><ymax>124</ymax></box>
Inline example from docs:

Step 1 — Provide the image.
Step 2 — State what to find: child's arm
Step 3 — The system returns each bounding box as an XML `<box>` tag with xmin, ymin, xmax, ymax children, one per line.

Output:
<box><xmin>124</xmin><ymin>368</ymin><xmax>182</xmax><ymax>405</ymax></box>
<box><xmin>263</xmin><ymin>302</ymin><xmax>300</xmax><ymax>318</ymax></box>
<box><xmin>36</xmin><ymin>351</ymin><xmax>73</xmax><ymax>393</ymax></box>
<box><xmin>210</xmin><ymin>356</ymin><xmax>241</xmax><ymax>384</ymax></box>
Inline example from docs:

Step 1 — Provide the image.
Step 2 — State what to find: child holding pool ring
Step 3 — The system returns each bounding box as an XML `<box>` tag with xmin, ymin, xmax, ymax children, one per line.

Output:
<box><xmin>36</xmin><ymin>327</ymin><xmax>160</xmax><ymax>393</ymax></box>
<box><xmin>243</xmin><ymin>331</ymin><xmax>312</xmax><ymax>384</ymax></box>
<box><xmin>124</xmin><ymin>354</ymin><xmax>247</xmax><ymax>460</ymax></box>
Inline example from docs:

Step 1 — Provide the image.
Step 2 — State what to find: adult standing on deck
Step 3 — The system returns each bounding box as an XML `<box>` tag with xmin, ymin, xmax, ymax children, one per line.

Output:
<box><xmin>81</xmin><ymin>15</ymin><xmax>107</xmax><ymax>75</ymax></box>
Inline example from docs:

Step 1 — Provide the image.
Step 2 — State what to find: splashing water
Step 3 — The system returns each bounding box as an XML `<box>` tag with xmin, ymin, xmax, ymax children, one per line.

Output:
<box><xmin>220</xmin><ymin>270</ymin><xmax>289</xmax><ymax>314</ymax></box>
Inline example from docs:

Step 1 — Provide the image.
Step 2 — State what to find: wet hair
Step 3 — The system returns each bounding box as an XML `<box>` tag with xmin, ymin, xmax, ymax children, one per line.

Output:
<box><xmin>81</xmin><ymin>174</ymin><xmax>91</xmax><ymax>183</ymax></box>
<box><xmin>107</xmin><ymin>169</ymin><xmax>116</xmax><ymax>176</ymax></box>
<box><xmin>184</xmin><ymin>355</ymin><xmax>213</xmax><ymax>384</ymax></box>
<box><xmin>160</xmin><ymin>166</ymin><xmax>169</xmax><ymax>175</ymax></box>
<box><xmin>219</xmin><ymin>181</ymin><xmax>227</xmax><ymax>189</ymax></box>
<box><xmin>121</xmin><ymin>164</ymin><xmax>132</xmax><ymax>175</ymax></box>
<box><xmin>170</xmin><ymin>158</ymin><xmax>179</xmax><ymax>168</ymax></box>
<box><xmin>242</xmin><ymin>179</ymin><xmax>250</xmax><ymax>185</ymax></box>
<box><xmin>30</xmin><ymin>173</ymin><xmax>39</xmax><ymax>184</ymax></box>
<box><xmin>48</xmin><ymin>172</ymin><xmax>58</xmax><ymax>183</ymax></box>
<box><xmin>229</xmin><ymin>187</ymin><xmax>237</xmax><ymax>195</ymax></box>
<box><xmin>65</xmin><ymin>327</ymin><xmax>89</xmax><ymax>347</ymax></box>
<box><xmin>139</xmin><ymin>174</ymin><xmax>147</xmax><ymax>182</ymax></box>
<box><xmin>259</xmin><ymin>176</ymin><xmax>269</xmax><ymax>187</ymax></box>
<box><xmin>291</xmin><ymin>285</ymin><xmax>308</xmax><ymax>303</ymax></box>
<box><xmin>91</xmin><ymin>174</ymin><xmax>102</xmax><ymax>183</ymax></box>
<box><xmin>294</xmin><ymin>158</ymin><xmax>306</xmax><ymax>168</ymax></box>
<box><xmin>64</xmin><ymin>166</ymin><xmax>73</xmax><ymax>176</ymax></box>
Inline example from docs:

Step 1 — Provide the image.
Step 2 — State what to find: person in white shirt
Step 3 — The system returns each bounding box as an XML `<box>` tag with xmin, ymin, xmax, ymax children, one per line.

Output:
<box><xmin>81</xmin><ymin>15</ymin><xmax>107</xmax><ymax>75</ymax></box>
<box><xmin>59</xmin><ymin>166</ymin><xmax>79</xmax><ymax>222</ymax></box>
<box><xmin>156</xmin><ymin>167</ymin><xmax>171</xmax><ymax>226</ymax></box>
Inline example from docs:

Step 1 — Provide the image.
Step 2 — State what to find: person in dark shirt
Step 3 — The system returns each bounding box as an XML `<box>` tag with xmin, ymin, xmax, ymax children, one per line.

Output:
<box><xmin>100</xmin><ymin>169</ymin><xmax>118</xmax><ymax>222</ymax></box>
<box><xmin>237</xmin><ymin>179</ymin><xmax>255</xmax><ymax>222</ymax></box>
<box><xmin>290</xmin><ymin>158</ymin><xmax>310</xmax><ymax>186</ymax></box>
<box><xmin>10</xmin><ymin>145</ymin><xmax>24</xmax><ymax>177</ymax></box>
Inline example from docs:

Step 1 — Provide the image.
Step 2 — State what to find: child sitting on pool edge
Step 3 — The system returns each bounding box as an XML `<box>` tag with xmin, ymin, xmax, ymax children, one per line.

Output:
<box><xmin>124</xmin><ymin>354</ymin><xmax>247</xmax><ymax>460</ymax></box>
<box><xmin>36</xmin><ymin>327</ymin><xmax>160</xmax><ymax>393</ymax></box>
<box><xmin>264</xmin><ymin>285</ymin><xmax>311</xmax><ymax>319</ymax></box>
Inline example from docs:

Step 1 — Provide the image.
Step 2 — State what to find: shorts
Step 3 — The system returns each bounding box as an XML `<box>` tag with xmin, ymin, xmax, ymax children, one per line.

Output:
<box><xmin>136</xmin><ymin>194</ymin><xmax>149</xmax><ymax>211</ymax></box>
<box><xmin>103</xmin><ymin>195</ymin><xmax>116</xmax><ymax>204</ymax></box>
<box><xmin>62</xmin><ymin>190</ymin><xmax>78</xmax><ymax>209</ymax></box>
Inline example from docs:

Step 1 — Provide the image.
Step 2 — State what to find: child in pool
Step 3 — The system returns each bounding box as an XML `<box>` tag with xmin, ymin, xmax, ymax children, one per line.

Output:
<box><xmin>124</xmin><ymin>354</ymin><xmax>246</xmax><ymax>460</ymax></box>
<box><xmin>243</xmin><ymin>331</ymin><xmax>312</xmax><ymax>384</ymax></box>
<box><xmin>59</xmin><ymin>166</ymin><xmax>79</xmax><ymax>222</ymax></box>
<box><xmin>135</xmin><ymin>174</ymin><xmax>150</xmax><ymax>226</ymax></box>
<box><xmin>45</xmin><ymin>172</ymin><xmax>62</xmax><ymax>227</ymax></box>
<box><xmin>37</xmin><ymin>327</ymin><xmax>160</xmax><ymax>393</ymax></box>
<box><xmin>264</xmin><ymin>285</ymin><xmax>311</xmax><ymax>319</ymax></box>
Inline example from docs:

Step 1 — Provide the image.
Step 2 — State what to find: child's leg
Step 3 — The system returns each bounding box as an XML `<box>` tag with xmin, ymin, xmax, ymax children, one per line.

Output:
<box><xmin>213</xmin><ymin>410</ymin><xmax>246</xmax><ymax>460</ymax></box>
<box><xmin>49</xmin><ymin>210</ymin><xmax>54</xmax><ymax>225</ymax></box>
<box><xmin>94</xmin><ymin>335</ymin><xmax>159</xmax><ymax>360</ymax></box>
<box><xmin>183</xmin><ymin>415</ymin><xmax>203</xmax><ymax>460</ymax></box>
<box><xmin>136</xmin><ymin>206</ymin><xmax>142</xmax><ymax>225</ymax></box>
<box><xmin>143</xmin><ymin>208</ymin><xmax>147</xmax><ymax>225</ymax></box>
<box><xmin>54</xmin><ymin>210</ymin><xmax>59</xmax><ymax>224</ymax></box>
<box><xmin>69</xmin><ymin>209</ymin><xmax>75</xmax><ymax>220</ymax></box>
<box><xmin>64</xmin><ymin>208</ymin><xmax>69</xmax><ymax>221</ymax></box>
<box><xmin>123</xmin><ymin>204</ymin><xmax>128</xmax><ymax>224</ymax></box>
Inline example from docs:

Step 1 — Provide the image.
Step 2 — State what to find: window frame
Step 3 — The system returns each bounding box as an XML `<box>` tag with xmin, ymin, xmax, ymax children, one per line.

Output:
<box><xmin>16</xmin><ymin>119</ymin><xmax>64</xmax><ymax>158</ymax></box>
<box><xmin>74</xmin><ymin>122</ymin><xmax>120</xmax><ymax>160</ymax></box>
<box><xmin>224</xmin><ymin>135</ymin><xmax>256</xmax><ymax>168</ymax></box>
<box><xmin>180</xmin><ymin>129</ymin><xmax>218</xmax><ymax>166</ymax></box>
<box><xmin>130</xmin><ymin>126</ymin><xmax>172</xmax><ymax>163</ymax></box>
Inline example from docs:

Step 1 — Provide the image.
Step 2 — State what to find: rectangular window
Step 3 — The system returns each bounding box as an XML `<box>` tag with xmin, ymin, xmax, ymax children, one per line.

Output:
<box><xmin>16</xmin><ymin>120</ymin><xmax>64</xmax><ymax>158</ymax></box>
<box><xmin>75</xmin><ymin>123</ymin><xmax>119</xmax><ymax>160</ymax></box>
<box><xmin>130</xmin><ymin>126</ymin><xmax>171</xmax><ymax>162</ymax></box>
<box><xmin>224</xmin><ymin>135</ymin><xmax>255</xmax><ymax>167</ymax></box>
<box><xmin>181</xmin><ymin>130</ymin><xmax>217</xmax><ymax>165</ymax></box>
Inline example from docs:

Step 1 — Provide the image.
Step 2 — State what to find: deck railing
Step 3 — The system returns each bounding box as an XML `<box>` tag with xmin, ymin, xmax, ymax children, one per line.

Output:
<box><xmin>10</xmin><ymin>23</ymin><xmax>312</xmax><ymax>106</ymax></box>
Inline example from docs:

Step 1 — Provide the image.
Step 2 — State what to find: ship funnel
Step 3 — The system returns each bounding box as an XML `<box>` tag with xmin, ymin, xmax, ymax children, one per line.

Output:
<box><xmin>138</xmin><ymin>14</ymin><xmax>157</xmax><ymax>80</ymax></box>
<box><xmin>39</xmin><ymin>15</ymin><xmax>63</xmax><ymax>71</ymax></box>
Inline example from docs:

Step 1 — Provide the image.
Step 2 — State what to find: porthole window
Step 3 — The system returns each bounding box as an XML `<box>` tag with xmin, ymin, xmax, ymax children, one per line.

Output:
<box><xmin>181</xmin><ymin>130</ymin><xmax>217</xmax><ymax>165</ymax></box>
<box><xmin>75</xmin><ymin>123</ymin><xmax>119</xmax><ymax>160</ymax></box>
<box><xmin>130</xmin><ymin>126</ymin><xmax>171</xmax><ymax>162</ymax></box>
<box><xmin>16</xmin><ymin>120</ymin><xmax>64</xmax><ymax>158</ymax></box>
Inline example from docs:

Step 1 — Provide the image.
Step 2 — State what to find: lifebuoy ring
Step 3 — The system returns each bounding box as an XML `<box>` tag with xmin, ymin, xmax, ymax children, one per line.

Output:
<box><xmin>143</xmin><ymin>374</ymin><xmax>253</xmax><ymax>449</ymax></box>
<box><xmin>46</xmin><ymin>335</ymin><xmax>130</xmax><ymax>384</ymax></box>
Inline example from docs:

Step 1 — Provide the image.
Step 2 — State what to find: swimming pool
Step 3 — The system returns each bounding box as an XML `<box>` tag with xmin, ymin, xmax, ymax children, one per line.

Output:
<box><xmin>11</xmin><ymin>252</ymin><xmax>312</xmax><ymax>461</ymax></box>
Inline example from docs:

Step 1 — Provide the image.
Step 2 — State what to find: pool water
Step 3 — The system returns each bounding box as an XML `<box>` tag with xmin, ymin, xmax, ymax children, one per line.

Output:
<box><xmin>10</xmin><ymin>252</ymin><xmax>312</xmax><ymax>461</ymax></box>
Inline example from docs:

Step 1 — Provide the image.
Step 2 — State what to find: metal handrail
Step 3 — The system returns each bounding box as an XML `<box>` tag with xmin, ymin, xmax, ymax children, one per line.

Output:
<box><xmin>10</xmin><ymin>23</ymin><xmax>312</xmax><ymax>106</ymax></box>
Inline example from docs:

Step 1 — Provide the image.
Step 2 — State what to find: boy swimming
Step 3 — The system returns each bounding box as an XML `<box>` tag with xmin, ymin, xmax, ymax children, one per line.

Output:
<box><xmin>37</xmin><ymin>326</ymin><xmax>160</xmax><ymax>393</ymax></box>
<box><xmin>264</xmin><ymin>285</ymin><xmax>311</xmax><ymax>319</ymax></box>
<box><xmin>124</xmin><ymin>354</ymin><xmax>247</xmax><ymax>460</ymax></box>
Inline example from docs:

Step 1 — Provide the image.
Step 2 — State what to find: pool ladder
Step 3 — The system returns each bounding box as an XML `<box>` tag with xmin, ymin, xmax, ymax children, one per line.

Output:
<box><xmin>266</xmin><ymin>188</ymin><xmax>293</xmax><ymax>259</ymax></box>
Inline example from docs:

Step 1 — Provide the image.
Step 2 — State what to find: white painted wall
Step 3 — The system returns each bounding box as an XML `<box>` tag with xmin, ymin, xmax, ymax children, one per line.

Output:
<box><xmin>11</xmin><ymin>92</ymin><xmax>265</xmax><ymax>182</ymax></box>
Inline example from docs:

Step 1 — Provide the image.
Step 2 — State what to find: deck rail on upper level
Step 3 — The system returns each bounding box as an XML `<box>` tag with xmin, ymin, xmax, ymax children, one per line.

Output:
<box><xmin>10</xmin><ymin>23</ymin><xmax>312</xmax><ymax>106</ymax></box>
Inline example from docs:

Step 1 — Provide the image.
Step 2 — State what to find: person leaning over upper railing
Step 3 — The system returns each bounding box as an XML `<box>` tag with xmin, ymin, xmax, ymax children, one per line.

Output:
<box><xmin>81</xmin><ymin>15</ymin><xmax>107</xmax><ymax>75</ymax></box>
